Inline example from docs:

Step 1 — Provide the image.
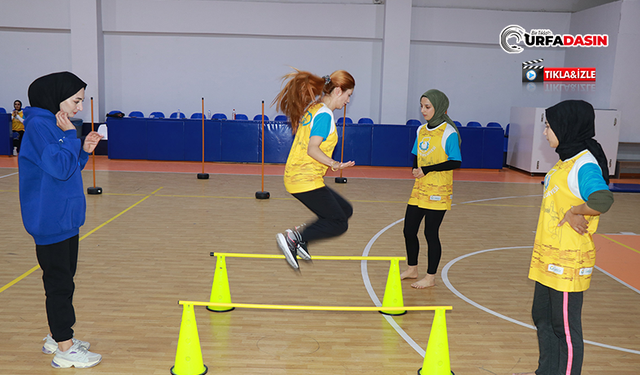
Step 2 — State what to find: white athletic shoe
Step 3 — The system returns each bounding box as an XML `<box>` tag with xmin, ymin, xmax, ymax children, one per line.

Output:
<box><xmin>276</xmin><ymin>232</ymin><xmax>299</xmax><ymax>269</ymax></box>
<box><xmin>286</xmin><ymin>228</ymin><xmax>310</xmax><ymax>261</ymax></box>
<box><xmin>51</xmin><ymin>341</ymin><xmax>101</xmax><ymax>368</ymax></box>
<box><xmin>42</xmin><ymin>334</ymin><xmax>90</xmax><ymax>354</ymax></box>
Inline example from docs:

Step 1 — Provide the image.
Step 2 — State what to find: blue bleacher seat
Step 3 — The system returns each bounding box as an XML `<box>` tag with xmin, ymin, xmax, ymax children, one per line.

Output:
<box><xmin>274</xmin><ymin>115</ymin><xmax>288</xmax><ymax>122</ymax></box>
<box><xmin>0</xmin><ymin>107</ymin><xmax>6</xmax><ymax>114</ymax></box>
<box><xmin>149</xmin><ymin>111</ymin><xmax>165</xmax><ymax>119</ymax></box>
<box><xmin>406</xmin><ymin>119</ymin><xmax>421</xmax><ymax>126</ymax></box>
<box><xmin>191</xmin><ymin>113</ymin><xmax>203</xmax><ymax>119</ymax></box>
<box><xmin>212</xmin><ymin>113</ymin><xmax>227</xmax><ymax>120</ymax></box>
<box><xmin>170</xmin><ymin>112</ymin><xmax>186</xmax><ymax>119</ymax></box>
<box><xmin>357</xmin><ymin>117</ymin><xmax>374</xmax><ymax>124</ymax></box>
<box><xmin>466</xmin><ymin>121</ymin><xmax>482</xmax><ymax>127</ymax></box>
<box><xmin>253</xmin><ymin>114</ymin><xmax>269</xmax><ymax>121</ymax></box>
<box><xmin>129</xmin><ymin>111</ymin><xmax>144</xmax><ymax>118</ymax></box>
<box><xmin>486</xmin><ymin>122</ymin><xmax>502</xmax><ymax>128</ymax></box>
<box><xmin>234</xmin><ymin>114</ymin><xmax>248</xmax><ymax>120</ymax></box>
<box><xmin>336</xmin><ymin>117</ymin><xmax>353</xmax><ymax>125</ymax></box>
<box><xmin>454</xmin><ymin>121</ymin><xmax>462</xmax><ymax>128</ymax></box>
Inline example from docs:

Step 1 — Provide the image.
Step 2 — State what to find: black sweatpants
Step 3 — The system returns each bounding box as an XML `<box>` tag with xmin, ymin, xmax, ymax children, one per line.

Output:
<box><xmin>292</xmin><ymin>186</ymin><xmax>353</xmax><ymax>242</ymax></box>
<box><xmin>403</xmin><ymin>204</ymin><xmax>446</xmax><ymax>274</ymax></box>
<box><xmin>532</xmin><ymin>282</ymin><xmax>584</xmax><ymax>375</ymax></box>
<box><xmin>36</xmin><ymin>235</ymin><xmax>79</xmax><ymax>343</ymax></box>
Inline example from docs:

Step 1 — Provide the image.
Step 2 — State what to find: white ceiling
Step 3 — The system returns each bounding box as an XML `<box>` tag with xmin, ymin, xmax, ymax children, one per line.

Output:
<box><xmin>223</xmin><ymin>0</ymin><xmax>620</xmax><ymax>13</ymax></box>
<box><xmin>411</xmin><ymin>0</ymin><xmax>620</xmax><ymax>13</ymax></box>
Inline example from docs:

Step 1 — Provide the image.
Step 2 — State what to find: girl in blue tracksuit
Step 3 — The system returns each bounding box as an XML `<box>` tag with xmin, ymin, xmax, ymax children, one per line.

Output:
<box><xmin>19</xmin><ymin>71</ymin><xmax>103</xmax><ymax>369</ymax></box>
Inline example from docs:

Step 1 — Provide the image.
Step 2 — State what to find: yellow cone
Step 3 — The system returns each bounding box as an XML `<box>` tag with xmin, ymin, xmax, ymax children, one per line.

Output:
<box><xmin>207</xmin><ymin>255</ymin><xmax>234</xmax><ymax>312</ymax></box>
<box><xmin>379</xmin><ymin>258</ymin><xmax>406</xmax><ymax>315</ymax></box>
<box><xmin>418</xmin><ymin>308</ymin><xmax>451</xmax><ymax>375</ymax></box>
<box><xmin>171</xmin><ymin>304</ymin><xmax>208</xmax><ymax>375</ymax></box>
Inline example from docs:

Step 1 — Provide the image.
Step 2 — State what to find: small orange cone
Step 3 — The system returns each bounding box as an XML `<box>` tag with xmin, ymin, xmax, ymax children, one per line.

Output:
<box><xmin>207</xmin><ymin>255</ymin><xmax>234</xmax><ymax>312</ymax></box>
<box><xmin>418</xmin><ymin>308</ymin><xmax>452</xmax><ymax>375</ymax></box>
<box><xmin>171</xmin><ymin>304</ymin><xmax>208</xmax><ymax>375</ymax></box>
<box><xmin>380</xmin><ymin>258</ymin><xmax>406</xmax><ymax>315</ymax></box>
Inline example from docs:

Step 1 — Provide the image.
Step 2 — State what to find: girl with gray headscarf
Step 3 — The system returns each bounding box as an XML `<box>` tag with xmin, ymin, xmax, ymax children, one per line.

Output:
<box><xmin>400</xmin><ymin>89</ymin><xmax>462</xmax><ymax>289</ymax></box>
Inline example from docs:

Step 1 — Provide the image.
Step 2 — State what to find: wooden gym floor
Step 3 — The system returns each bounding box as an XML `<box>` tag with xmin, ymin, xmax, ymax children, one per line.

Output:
<box><xmin>1</xmin><ymin>155</ymin><xmax>639</xmax><ymax>374</ymax></box>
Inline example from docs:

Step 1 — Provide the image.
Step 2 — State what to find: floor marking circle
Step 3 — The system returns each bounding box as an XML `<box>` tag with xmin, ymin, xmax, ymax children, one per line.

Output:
<box><xmin>360</xmin><ymin>194</ymin><xmax>640</xmax><ymax>357</ymax></box>
<box><xmin>441</xmin><ymin>247</ymin><xmax>640</xmax><ymax>355</ymax></box>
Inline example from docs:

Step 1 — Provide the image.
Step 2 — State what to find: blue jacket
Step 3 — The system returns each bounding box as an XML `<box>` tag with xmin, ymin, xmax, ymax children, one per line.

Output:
<box><xmin>18</xmin><ymin>107</ymin><xmax>90</xmax><ymax>245</ymax></box>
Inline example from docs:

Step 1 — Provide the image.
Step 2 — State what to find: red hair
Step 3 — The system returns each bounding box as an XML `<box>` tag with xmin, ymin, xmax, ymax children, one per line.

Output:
<box><xmin>273</xmin><ymin>69</ymin><xmax>355</xmax><ymax>134</ymax></box>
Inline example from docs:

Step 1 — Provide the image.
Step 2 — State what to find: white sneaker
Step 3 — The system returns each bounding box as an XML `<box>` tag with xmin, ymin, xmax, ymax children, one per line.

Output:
<box><xmin>51</xmin><ymin>341</ymin><xmax>102</xmax><ymax>368</ymax></box>
<box><xmin>42</xmin><ymin>334</ymin><xmax>90</xmax><ymax>354</ymax></box>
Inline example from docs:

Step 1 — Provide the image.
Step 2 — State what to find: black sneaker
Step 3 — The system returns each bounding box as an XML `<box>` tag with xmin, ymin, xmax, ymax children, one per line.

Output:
<box><xmin>287</xmin><ymin>229</ymin><xmax>310</xmax><ymax>261</ymax></box>
<box><xmin>276</xmin><ymin>232</ymin><xmax>299</xmax><ymax>269</ymax></box>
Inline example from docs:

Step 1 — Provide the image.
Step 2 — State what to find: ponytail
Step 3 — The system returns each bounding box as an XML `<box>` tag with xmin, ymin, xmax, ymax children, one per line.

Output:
<box><xmin>273</xmin><ymin>68</ymin><xmax>355</xmax><ymax>134</ymax></box>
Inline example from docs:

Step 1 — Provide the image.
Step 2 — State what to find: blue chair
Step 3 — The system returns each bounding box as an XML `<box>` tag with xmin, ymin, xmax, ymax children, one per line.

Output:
<box><xmin>487</xmin><ymin>122</ymin><xmax>502</xmax><ymax>128</ymax></box>
<box><xmin>358</xmin><ymin>117</ymin><xmax>374</xmax><ymax>124</ymax></box>
<box><xmin>0</xmin><ymin>107</ymin><xmax>6</xmax><ymax>114</ymax></box>
<box><xmin>253</xmin><ymin>114</ymin><xmax>269</xmax><ymax>121</ymax></box>
<box><xmin>129</xmin><ymin>111</ymin><xmax>144</xmax><ymax>118</ymax></box>
<box><xmin>336</xmin><ymin>117</ymin><xmax>353</xmax><ymax>125</ymax></box>
<box><xmin>191</xmin><ymin>113</ymin><xmax>203</xmax><ymax>119</ymax></box>
<box><xmin>274</xmin><ymin>115</ymin><xmax>288</xmax><ymax>122</ymax></box>
<box><xmin>170</xmin><ymin>112</ymin><xmax>186</xmax><ymax>119</ymax></box>
<box><xmin>108</xmin><ymin>110</ymin><xmax>123</xmax><ymax>116</ymax></box>
<box><xmin>454</xmin><ymin>121</ymin><xmax>462</xmax><ymax>128</ymax></box>
<box><xmin>234</xmin><ymin>114</ymin><xmax>248</xmax><ymax>120</ymax></box>
<box><xmin>212</xmin><ymin>113</ymin><xmax>227</xmax><ymax>120</ymax></box>
<box><xmin>149</xmin><ymin>111</ymin><xmax>165</xmax><ymax>118</ymax></box>
<box><xmin>466</xmin><ymin>121</ymin><xmax>482</xmax><ymax>127</ymax></box>
<box><xmin>406</xmin><ymin>119</ymin><xmax>421</xmax><ymax>126</ymax></box>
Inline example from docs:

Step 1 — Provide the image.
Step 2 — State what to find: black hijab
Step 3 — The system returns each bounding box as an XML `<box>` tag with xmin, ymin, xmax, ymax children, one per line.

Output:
<box><xmin>545</xmin><ymin>100</ymin><xmax>609</xmax><ymax>183</ymax></box>
<box><xmin>28</xmin><ymin>71</ymin><xmax>86</xmax><ymax>115</ymax></box>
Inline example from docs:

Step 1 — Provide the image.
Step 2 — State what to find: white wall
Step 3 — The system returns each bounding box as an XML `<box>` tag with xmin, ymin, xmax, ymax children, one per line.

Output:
<box><xmin>409</xmin><ymin>7</ymin><xmax>570</xmax><ymax>127</ymax></box>
<box><xmin>100</xmin><ymin>0</ymin><xmax>382</xmax><ymax>121</ymax></box>
<box><xmin>0</xmin><ymin>0</ymin><xmax>637</xmax><ymax>145</ymax></box>
<box><xmin>610</xmin><ymin>0</ymin><xmax>640</xmax><ymax>142</ymax></box>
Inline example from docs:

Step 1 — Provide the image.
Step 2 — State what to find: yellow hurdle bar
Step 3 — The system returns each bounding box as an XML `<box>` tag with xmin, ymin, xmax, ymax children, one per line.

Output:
<box><xmin>210</xmin><ymin>252</ymin><xmax>405</xmax><ymax>261</ymax></box>
<box><xmin>181</xmin><ymin>301</ymin><xmax>451</xmax><ymax>312</ymax></box>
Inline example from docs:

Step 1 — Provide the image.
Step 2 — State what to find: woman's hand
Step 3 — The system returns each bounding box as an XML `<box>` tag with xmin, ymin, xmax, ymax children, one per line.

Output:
<box><xmin>412</xmin><ymin>168</ymin><xmax>424</xmax><ymax>178</ymax></box>
<box><xmin>56</xmin><ymin>111</ymin><xmax>76</xmax><ymax>131</ymax></box>
<box><xmin>333</xmin><ymin>160</ymin><xmax>355</xmax><ymax>170</ymax></box>
<box><xmin>559</xmin><ymin>207</ymin><xmax>590</xmax><ymax>234</ymax></box>
<box><xmin>82</xmin><ymin>131</ymin><xmax>103</xmax><ymax>153</ymax></box>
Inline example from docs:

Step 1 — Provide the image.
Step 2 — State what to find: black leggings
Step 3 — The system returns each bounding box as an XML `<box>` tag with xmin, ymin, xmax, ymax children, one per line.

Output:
<box><xmin>532</xmin><ymin>282</ymin><xmax>584</xmax><ymax>375</ymax></box>
<box><xmin>36</xmin><ymin>235</ymin><xmax>79</xmax><ymax>343</ymax></box>
<box><xmin>403</xmin><ymin>204</ymin><xmax>446</xmax><ymax>274</ymax></box>
<box><xmin>292</xmin><ymin>186</ymin><xmax>353</xmax><ymax>242</ymax></box>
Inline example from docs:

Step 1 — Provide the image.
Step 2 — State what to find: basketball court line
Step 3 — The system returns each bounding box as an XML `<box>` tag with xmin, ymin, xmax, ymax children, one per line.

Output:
<box><xmin>0</xmin><ymin>187</ymin><xmax>163</xmax><ymax>294</ymax></box>
<box><xmin>360</xmin><ymin>195</ymin><xmax>640</xmax><ymax>358</ymax></box>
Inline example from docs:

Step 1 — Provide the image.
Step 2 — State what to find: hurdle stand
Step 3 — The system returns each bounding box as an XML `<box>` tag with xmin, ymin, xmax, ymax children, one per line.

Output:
<box><xmin>207</xmin><ymin>252</ymin><xmax>407</xmax><ymax>315</ymax></box>
<box><xmin>172</xmin><ymin>301</ymin><xmax>453</xmax><ymax>375</ymax></box>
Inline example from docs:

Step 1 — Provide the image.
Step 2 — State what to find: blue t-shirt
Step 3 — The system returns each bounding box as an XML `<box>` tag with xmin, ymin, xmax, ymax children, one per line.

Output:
<box><xmin>411</xmin><ymin>125</ymin><xmax>461</xmax><ymax>161</ymax></box>
<box><xmin>309</xmin><ymin>112</ymin><xmax>331</xmax><ymax>140</ymax></box>
<box><xmin>577</xmin><ymin>163</ymin><xmax>609</xmax><ymax>200</ymax></box>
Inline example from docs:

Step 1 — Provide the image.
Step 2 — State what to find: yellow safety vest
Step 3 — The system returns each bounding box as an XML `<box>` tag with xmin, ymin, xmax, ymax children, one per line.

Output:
<box><xmin>529</xmin><ymin>150</ymin><xmax>600</xmax><ymax>292</ymax></box>
<box><xmin>284</xmin><ymin>103</ymin><xmax>338</xmax><ymax>194</ymax></box>
<box><xmin>408</xmin><ymin>122</ymin><xmax>454</xmax><ymax>210</ymax></box>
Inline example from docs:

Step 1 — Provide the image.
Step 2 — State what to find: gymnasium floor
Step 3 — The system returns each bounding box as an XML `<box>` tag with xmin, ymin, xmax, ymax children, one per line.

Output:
<box><xmin>1</xmin><ymin>155</ymin><xmax>639</xmax><ymax>374</ymax></box>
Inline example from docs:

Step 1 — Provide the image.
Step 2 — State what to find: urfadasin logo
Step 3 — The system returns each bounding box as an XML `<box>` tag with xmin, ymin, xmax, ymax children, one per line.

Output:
<box><xmin>500</xmin><ymin>25</ymin><xmax>527</xmax><ymax>54</ymax></box>
<box><xmin>500</xmin><ymin>24</ymin><xmax>608</xmax><ymax>54</ymax></box>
